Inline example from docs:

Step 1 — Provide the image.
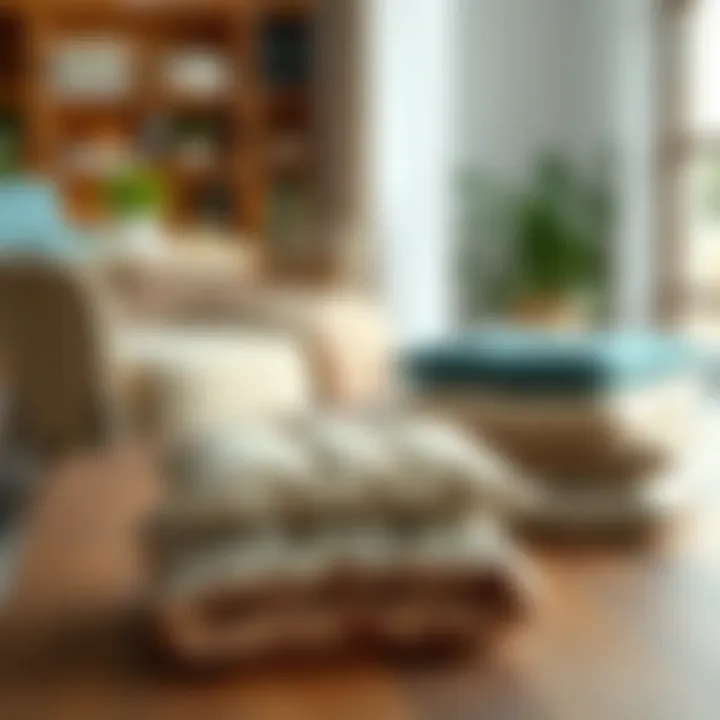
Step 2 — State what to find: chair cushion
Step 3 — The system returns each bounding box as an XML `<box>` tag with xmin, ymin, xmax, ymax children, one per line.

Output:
<box><xmin>405</xmin><ymin>329</ymin><xmax>698</xmax><ymax>397</ymax></box>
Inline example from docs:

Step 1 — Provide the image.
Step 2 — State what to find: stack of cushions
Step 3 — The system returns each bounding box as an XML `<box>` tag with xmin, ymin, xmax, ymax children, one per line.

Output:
<box><xmin>148</xmin><ymin>416</ymin><xmax>535</xmax><ymax>665</ymax></box>
<box><xmin>405</xmin><ymin>329</ymin><xmax>702</xmax><ymax>529</ymax></box>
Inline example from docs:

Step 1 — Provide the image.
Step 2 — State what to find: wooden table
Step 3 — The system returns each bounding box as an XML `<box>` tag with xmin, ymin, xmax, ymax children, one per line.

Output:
<box><xmin>2</xmin><ymin>448</ymin><xmax>720</xmax><ymax>719</ymax></box>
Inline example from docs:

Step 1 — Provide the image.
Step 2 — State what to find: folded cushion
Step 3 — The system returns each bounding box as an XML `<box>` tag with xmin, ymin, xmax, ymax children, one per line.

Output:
<box><xmin>153</xmin><ymin>515</ymin><xmax>532</xmax><ymax>663</ymax></box>
<box><xmin>406</xmin><ymin>329</ymin><xmax>698</xmax><ymax>397</ymax></box>
<box><xmin>151</xmin><ymin>415</ymin><xmax>535</xmax><ymax>665</ymax></box>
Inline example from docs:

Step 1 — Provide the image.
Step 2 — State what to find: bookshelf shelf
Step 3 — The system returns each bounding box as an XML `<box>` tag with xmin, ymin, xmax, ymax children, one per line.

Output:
<box><xmin>0</xmin><ymin>0</ymin><xmax>318</xmax><ymax>244</ymax></box>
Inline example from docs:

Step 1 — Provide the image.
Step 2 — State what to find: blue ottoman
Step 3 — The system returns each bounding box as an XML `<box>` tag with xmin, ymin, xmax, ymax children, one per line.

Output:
<box><xmin>405</xmin><ymin>329</ymin><xmax>702</xmax><ymax>527</ymax></box>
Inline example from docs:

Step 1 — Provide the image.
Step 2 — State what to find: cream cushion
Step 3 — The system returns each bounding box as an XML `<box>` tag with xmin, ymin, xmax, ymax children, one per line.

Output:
<box><xmin>160</xmin><ymin>514</ymin><xmax>516</xmax><ymax>600</ymax></box>
<box><xmin>232</xmin><ymin>290</ymin><xmax>393</xmax><ymax>407</ymax></box>
<box><xmin>116</xmin><ymin>327</ymin><xmax>312</xmax><ymax>442</ymax></box>
<box><xmin>154</xmin><ymin>513</ymin><xmax>532</xmax><ymax>665</ymax></box>
<box><xmin>155</xmin><ymin>415</ymin><xmax>533</xmax><ymax>543</ymax></box>
<box><xmin>151</xmin><ymin>415</ymin><xmax>534</xmax><ymax>663</ymax></box>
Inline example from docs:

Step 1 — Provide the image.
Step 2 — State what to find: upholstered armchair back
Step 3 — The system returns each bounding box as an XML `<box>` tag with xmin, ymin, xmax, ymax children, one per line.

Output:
<box><xmin>0</xmin><ymin>259</ymin><xmax>112</xmax><ymax>457</ymax></box>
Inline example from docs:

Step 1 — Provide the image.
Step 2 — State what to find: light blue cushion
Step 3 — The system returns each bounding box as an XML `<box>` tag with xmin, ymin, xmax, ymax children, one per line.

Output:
<box><xmin>405</xmin><ymin>329</ymin><xmax>699</xmax><ymax>397</ymax></box>
<box><xmin>0</xmin><ymin>178</ymin><xmax>85</xmax><ymax>258</ymax></box>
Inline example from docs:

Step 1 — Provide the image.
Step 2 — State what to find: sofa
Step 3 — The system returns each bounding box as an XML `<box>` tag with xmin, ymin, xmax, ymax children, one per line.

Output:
<box><xmin>0</xmin><ymin>252</ymin><xmax>393</xmax><ymax>453</ymax></box>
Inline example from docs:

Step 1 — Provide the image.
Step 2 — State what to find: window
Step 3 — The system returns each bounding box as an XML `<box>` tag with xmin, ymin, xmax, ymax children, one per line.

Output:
<box><xmin>678</xmin><ymin>0</ymin><xmax>720</xmax><ymax>337</ymax></box>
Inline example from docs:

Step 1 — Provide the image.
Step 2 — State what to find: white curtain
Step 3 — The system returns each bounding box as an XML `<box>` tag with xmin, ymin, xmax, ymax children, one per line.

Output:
<box><xmin>611</xmin><ymin>0</ymin><xmax>662</xmax><ymax>328</ymax></box>
<box><xmin>366</xmin><ymin>0</ymin><xmax>457</xmax><ymax>344</ymax></box>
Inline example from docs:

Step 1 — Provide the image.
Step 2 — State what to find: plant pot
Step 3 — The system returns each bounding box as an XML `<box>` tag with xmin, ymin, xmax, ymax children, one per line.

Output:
<box><xmin>509</xmin><ymin>293</ymin><xmax>588</xmax><ymax>329</ymax></box>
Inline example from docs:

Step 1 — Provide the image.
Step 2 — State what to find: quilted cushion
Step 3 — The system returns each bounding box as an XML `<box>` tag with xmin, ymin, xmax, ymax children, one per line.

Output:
<box><xmin>151</xmin><ymin>415</ymin><xmax>534</xmax><ymax>664</ymax></box>
<box><xmin>154</xmin><ymin>514</ymin><xmax>533</xmax><ymax>663</ymax></box>
<box><xmin>158</xmin><ymin>415</ymin><xmax>532</xmax><ymax>531</ymax></box>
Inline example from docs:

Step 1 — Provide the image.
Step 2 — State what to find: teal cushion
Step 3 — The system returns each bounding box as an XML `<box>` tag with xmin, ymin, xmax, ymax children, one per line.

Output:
<box><xmin>405</xmin><ymin>329</ymin><xmax>699</xmax><ymax>397</ymax></box>
<box><xmin>0</xmin><ymin>178</ymin><xmax>84</xmax><ymax>258</ymax></box>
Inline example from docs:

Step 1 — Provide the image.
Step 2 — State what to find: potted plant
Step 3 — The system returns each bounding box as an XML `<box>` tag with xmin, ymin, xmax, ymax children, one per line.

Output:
<box><xmin>105</xmin><ymin>163</ymin><xmax>167</xmax><ymax>252</ymax></box>
<box><xmin>458</xmin><ymin>153</ymin><xmax>613</xmax><ymax>327</ymax></box>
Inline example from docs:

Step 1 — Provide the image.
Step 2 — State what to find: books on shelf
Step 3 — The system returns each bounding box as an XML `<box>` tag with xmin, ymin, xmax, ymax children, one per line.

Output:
<box><xmin>49</xmin><ymin>37</ymin><xmax>136</xmax><ymax>103</ymax></box>
<box><xmin>261</xmin><ymin>17</ymin><xmax>313</xmax><ymax>89</ymax></box>
<box><xmin>161</xmin><ymin>48</ymin><xmax>233</xmax><ymax>100</ymax></box>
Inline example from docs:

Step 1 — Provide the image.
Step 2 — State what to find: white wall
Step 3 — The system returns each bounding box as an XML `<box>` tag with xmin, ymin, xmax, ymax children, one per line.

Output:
<box><xmin>610</xmin><ymin>0</ymin><xmax>661</xmax><ymax>327</ymax></box>
<box><xmin>367</xmin><ymin>0</ymin><xmax>660</xmax><ymax>338</ymax></box>
<box><xmin>368</xmin><ymin>0</ymin><xmax>456</xmax><ymax>343</ymax></box>
<box><xmin>457</xmin><ymin>0</ymin><xmax>617</xmax><ymax>179</ymax></box>
<box><xmin>457</xmin><ymin>0</ymin><xmax>661</xmax><ymax>325</ymax></box>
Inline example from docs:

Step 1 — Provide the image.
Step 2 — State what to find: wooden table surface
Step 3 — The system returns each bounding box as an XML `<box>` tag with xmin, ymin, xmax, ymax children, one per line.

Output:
<box><xmin>1</xmin><ymin>447</ymin><xmax>720</xmax><ymax>720</ymax></box>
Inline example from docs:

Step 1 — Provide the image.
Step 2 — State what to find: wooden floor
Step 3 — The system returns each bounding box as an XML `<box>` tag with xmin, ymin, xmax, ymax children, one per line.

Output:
<box><xmin>2</xmin><ymin>447</ymin><xmax>720</xmax><ymax>719</ymax></box>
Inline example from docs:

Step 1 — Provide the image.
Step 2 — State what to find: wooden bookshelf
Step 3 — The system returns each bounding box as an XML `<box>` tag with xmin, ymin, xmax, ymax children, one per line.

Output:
<box><xmin>0</xmin><ymin>0</ymin><xmax>319</xmax><ymax>246</ymax></box>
